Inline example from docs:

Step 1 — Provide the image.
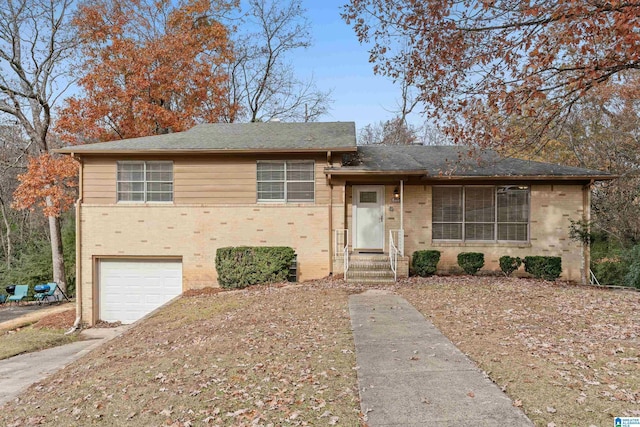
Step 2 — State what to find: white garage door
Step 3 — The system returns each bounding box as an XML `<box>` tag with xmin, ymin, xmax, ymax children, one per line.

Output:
<box><xmin>99</xmin><ymin>259</ymin><xmax>182</xmax><ymax>324</ymax></box>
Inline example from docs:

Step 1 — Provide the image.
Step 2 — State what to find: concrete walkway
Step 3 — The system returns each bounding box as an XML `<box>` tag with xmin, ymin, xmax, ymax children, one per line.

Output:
<box><xmin>0</xmin><ymin>326</ymin><xmax>129</xmax><ymax>407</ymax></box>
<box><xmin>349</xmin><ymin>290</ymin><xmax>533</xmax><ymax>426</ymax></box>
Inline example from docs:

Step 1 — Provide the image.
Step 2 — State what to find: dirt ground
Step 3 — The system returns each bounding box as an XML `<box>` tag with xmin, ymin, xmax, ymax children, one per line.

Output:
<box><xmin>33</xmin><ymin>308</ymin><xmax>76</xmax><ymax>330</ymax></box>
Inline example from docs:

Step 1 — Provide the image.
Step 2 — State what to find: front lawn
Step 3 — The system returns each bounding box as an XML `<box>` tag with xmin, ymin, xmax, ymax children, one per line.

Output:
<box><xmin>0</xmin><ymin>284</ymin><xmax>361</xmax><ymax>426</ymax></box>
<box><xmin>1</xmin><ymin>277</ymin><xmax>638</xmax><ymax>427</ymax></box>
<box><xmin>0</xmin><ymin>308</ymin><xmax>78</xmax><ymax>360</ymax></box>
<box><xmin>397</xmin><ymin>276</ymin><xmax>640</xmax><ymax>427</ymax></box>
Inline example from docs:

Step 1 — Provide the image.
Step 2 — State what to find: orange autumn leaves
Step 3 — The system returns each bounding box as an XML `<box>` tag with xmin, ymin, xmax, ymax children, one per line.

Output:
<box><xmin>343</xmin><ymin>0</ymin><xmax>640</xmax><ymax>148</ymax></box>
<box><xmin>56</xmin><ymin>0</ymin><xmax>237</xmax><ymax>144</ymax></box>
<box><xmin>15</xmin><ymin>0</ymin><xmax>237</xmax><ymax>216</ymax></box>
<box><xmin>12</xmin><ymin>154</ymin><xmax>78</xmax><ymax>218</ymax></box>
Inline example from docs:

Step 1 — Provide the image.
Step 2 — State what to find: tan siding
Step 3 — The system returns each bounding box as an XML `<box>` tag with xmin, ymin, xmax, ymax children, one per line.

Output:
<box><xmin>174</xmin><ymin>158</ymin><xmax>255</xmax><ymax>204</ymax></box>
<box><xmin>81</xmin><ymin>154</ymin><xmax>331</xmax><ymax>206</ymax></box>
<box><xmin>83</xmin><ymin>158</ymin><xmax>116</xmax><ymax>204</ymax></box>
<box><xmin>315</xmin><ymin>160</ymin><xmax>330</xmax><ymax>204</ymax></box>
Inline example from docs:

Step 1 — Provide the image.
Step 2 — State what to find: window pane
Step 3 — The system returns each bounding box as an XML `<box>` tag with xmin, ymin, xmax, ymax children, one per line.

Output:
<box><xmin>465</xmin><ymin>187</ymin><xmax>495</xmax><ymax>222</ymax></box>
<box><xmin>497</xmin><ymin>187</ymin><xmax>529</xmax><ymax>222</ymax></box>
<box><xmin>286</xmin><ymin>162</ymin><xmax>314</xmax><ymax>181</ymax></box>
<box><xmin>498</xmin><ymin>224</ymin><xmax>528</xmax><ymax>241</ymax></box>
<box><xmin>287</xmin><ymin>182</ymin><xmax>314</xmax><ymax>201</ymax></box>
<box><xmin>147</xmin><ymin>191</ymin><xmax>173</xmax><ymax>202</ymax></box>
<box><xmin>117</xmin><ymin>191</ymin><xmax>144</xmax><ymax>202</ymax></box>
<box><xmin>359</xmin><ymin>191</ymin><xmax>377</xmax><ymax>203</ymax></box>
<box><xmin>118</xmin><ymin>182</ymin><xmax>144</xmax><ymax>193</ymax></box>
<box><xmin>465</xmin><ymin>223</ymin><xmax>495</xmax><ymax>240</ymax></box>
<box><xmin>147</xmin><ymin>182</ymin><xmax>173</xmax><ymax>193</ymax></box>
<box><xmin>433</xmin><ymin>187</ymin><xmax>462</xmax><ymax>222</ymax></box>
<box><xmin>257</xmin><ymin>162</ymin><xmax>285</xmax><ymax>181</ymax></box>
<box><xmin>257</xmin><ymin>182</ymin><xmax>284</xmax><ymax>200</ymax></box>
<box><xmin>433</xmin><ymin>223</ymin><xmax>462</xmax><ymax>240</ymax></box>
<box><xmin>117</xmin><ymin>162</ymin><xmax>144</xmax><ymax>182</ymax></box>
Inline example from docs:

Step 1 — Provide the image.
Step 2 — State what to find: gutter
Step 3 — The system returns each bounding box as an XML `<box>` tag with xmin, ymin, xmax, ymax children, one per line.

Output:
<box><xmin>53</xmin><ymin>147</ymin><xmax>358</xmax><ymax>155</ymax></box>
<box><xmin>67</xmin><ymin>154</ymin><xmax>83</xmax><ymax>334</ymax></box>
<box><xmin>323</xmin><ymin>169</ymin><xmax>617</xmax><ymax>181</ymax></box>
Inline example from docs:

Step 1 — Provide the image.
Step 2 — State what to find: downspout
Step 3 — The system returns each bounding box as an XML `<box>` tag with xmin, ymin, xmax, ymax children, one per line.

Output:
<box><xmin>329</xmin><ymin>181</ymin><xmax>333</xmax><ymax>275</ymax></box>
<box><xmin>400</xmin><ymin>179</ymin><xmax>404</xmax><ymax>256</ymax></box>
<box><xmin>67</xmin><ymin>154</ymin><xmax>83</xmax><ymax>334</ymax></box>
<box><xmin>582</xmin><ymin>179</ymin><xmax>593</xmax><ymax>285</ymax></box>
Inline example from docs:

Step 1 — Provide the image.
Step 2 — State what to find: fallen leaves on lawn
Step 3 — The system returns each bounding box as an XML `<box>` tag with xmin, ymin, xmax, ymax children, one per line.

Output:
<box><xmin>397</xmin><ymin>275</ymin><xmax>640</xmax><ymax>427</ymax></box>
<box><xmin>0</xmin><ymin>284</ymin><xmax>362</xmax><ymax>426</ymax></box>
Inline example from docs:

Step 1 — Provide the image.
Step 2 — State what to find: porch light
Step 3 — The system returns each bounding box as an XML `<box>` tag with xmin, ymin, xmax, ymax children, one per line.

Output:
<box><xmin>392</xmin><ymin>186</ymin><xmax>401</xmax><ymax>203</ymax></box>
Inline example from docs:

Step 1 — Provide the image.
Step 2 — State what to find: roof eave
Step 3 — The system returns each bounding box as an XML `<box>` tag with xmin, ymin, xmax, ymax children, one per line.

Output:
<box><xmin>324</xmin><ymin>168</ymin><xmax>616</xmax><ymax>181</ymax></box>
<box><xmin>55</xmin><ymin>146</ymin><xmax>358</xmax><ymax>155</ymax></box>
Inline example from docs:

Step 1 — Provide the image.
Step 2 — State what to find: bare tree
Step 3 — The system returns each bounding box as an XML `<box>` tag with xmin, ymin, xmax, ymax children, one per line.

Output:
<box><xmin>225</xmin><ymin>0</ymin><xmax>332</xmax><ymax>123</ymax></box>
<box><xmin>358</xmin><ymin>117</ymin><xmax>417</xmax><ymax>145</ymax></box>
<box><xmin>0</xmin><ymin>0</ymin><xmax>77</xmax><ymax>292</ymax></box>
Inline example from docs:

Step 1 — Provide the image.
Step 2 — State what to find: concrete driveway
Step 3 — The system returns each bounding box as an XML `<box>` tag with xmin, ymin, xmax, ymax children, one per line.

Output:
<box><xmin>0</xmin><ymin>303</ymin><xmax>54</xmax><ymax>323</ymax></box>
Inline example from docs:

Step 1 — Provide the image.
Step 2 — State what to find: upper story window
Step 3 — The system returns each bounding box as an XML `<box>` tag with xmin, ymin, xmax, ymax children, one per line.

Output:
<box><xmin>432</xmin><ymin>185</ymin><xmax>529</xmax><ymax>242</ymax></box>
<box><xmin>257</xmin><ymin>160</ymin><xmax>314</xmax><ymax>202</ymax></box>
<box><xmin>117</xmin><ymin>161</ymin><xmax>173</xmax><ymax>202</ymax></box>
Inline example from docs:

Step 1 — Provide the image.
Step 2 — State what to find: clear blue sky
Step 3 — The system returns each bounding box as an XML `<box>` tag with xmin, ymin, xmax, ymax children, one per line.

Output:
<box><xmin>294</xmin><ymin>1</ymin><xmax>423</xmax><ymax>131</ymax></box>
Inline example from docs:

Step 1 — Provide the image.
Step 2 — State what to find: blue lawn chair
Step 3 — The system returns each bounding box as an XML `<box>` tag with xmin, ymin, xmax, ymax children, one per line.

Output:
<box><xmin>0</xmin><ymin>294</ymin><xmax>6</xmax><ymax>304</ymax></box>
<box><xmin>7</xmin><ymin>285</ymin><xmax>29</xmax><ymax>304</ymax></box>
<box><xmin>34</xmin><ymin>283</ymin><xmax>59</xmax><ymax>305</ymax></box>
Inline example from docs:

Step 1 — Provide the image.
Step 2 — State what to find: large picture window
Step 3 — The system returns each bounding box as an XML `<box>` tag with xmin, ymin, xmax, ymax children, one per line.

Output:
<box><xmin>432</xmin><ymin>185</ymin><xmax>529</xmax><ymax>242</ymax></box>
<box><xmin>257</xmin><ymin>161</ymin><xmax>314</xmax><ymax>202</ymax></box>
<box><xmin>117</xmin><ymin>161</ymin><xmax>173</xmax><ymax>202</ymax></box>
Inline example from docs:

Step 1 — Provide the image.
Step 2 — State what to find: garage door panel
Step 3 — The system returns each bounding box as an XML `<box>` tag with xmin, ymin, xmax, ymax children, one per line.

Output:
<box><xmin>99</xmin><ymin>259</ymin><xmax>182</xmax><ymax>324</ymax></box>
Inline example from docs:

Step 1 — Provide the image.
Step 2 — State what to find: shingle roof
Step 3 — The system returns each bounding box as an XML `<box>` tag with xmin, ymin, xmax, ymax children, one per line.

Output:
<box><xmin>56</xmin><ymin>122</ymin><xmax>357</xmax><ymax>154</ymax></box>
<box><xmin>326</xmin><ymin>145</ymin><xmax>613</xmax><ymax>180</ymax></box>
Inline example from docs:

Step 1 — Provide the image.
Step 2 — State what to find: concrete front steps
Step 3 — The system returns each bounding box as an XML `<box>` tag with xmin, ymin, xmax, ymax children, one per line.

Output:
<box><xmin>345</xmin><ymin>253</ymin><xmax>396</xmax><ymax>284</ymax></box>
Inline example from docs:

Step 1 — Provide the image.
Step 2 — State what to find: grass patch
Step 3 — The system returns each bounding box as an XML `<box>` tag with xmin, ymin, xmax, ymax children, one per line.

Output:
<box><xmin>0</xmin><ymin>326</ymin><xmax>79</xmax><ymax>360</ymax></box>
<box><xmin>0</xmin><ymin>284</ymin><xmax>361</xmax><ymax>426</ymax></box>
<box><xmin>396</xmin><ymin>276</ymin><xmax>640</xmax><ymax>427</ymax></box>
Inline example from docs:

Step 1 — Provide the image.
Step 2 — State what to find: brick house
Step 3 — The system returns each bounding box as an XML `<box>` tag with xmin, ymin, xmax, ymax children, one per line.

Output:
<box><xmin>57</xmin><ymin>122</ymin><xmax>612</xmax><ymax>325</ymax></box>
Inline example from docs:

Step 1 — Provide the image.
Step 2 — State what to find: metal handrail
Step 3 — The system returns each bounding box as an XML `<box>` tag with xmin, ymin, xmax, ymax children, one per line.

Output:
<box><xmin>389</xmin><ymin>230</ymin><xmax>399</xmax><ymax>281</ymax></box>
<box><xmin>589</xmin><ymin>269</ymin><xmax>601</xmax><ymax>286</ymax></box>
<box><xmin>335</xmin><ymin>229</ymin><xmax>349</xmax><ymax>275</ymax></box>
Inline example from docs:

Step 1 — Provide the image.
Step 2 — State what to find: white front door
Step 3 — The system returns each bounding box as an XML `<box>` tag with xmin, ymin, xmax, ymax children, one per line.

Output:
<box><xmin>353</xmin><ymin>185</ymin><xmax>384</xmax><ymax>250</ymax></box>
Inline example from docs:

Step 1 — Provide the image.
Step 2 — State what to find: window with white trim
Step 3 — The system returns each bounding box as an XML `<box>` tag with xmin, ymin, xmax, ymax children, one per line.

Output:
<box><xmin>117</xmin><ymin>161</ymin><xmax>173</xmax><ymax>202</ymax></box>
<box><xmin>432</xmin><ymin>185</ymin><xmax>529</xmax><ymax>241</ymax></box>
<box><xmin>257</xmin><ymin>160</ymin><xmax>314</xmax><ymax>202</ymax></box>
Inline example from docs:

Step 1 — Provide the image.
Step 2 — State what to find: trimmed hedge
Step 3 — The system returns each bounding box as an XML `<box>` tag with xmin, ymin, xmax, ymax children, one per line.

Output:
<box><xmin>412</xmin><ymin>250</ymin><xmax>441</xmax><ymax>277</ymax></box>
<box><xmin>523</xmin><ymin>256</ymin><xmax>562</xmax><ymax>281</ymax></box>
<box><xmin>457</xmin><ymin>252</ymin><xmax>484</xmax><ymax>275</ymax></box>
<box><xmin>215</xmin><ymin>246</ymin><xmax>296</xmax><ymax>289</ymax></box>
<box><xmin>499</xmin><ymin>256</ymin><xmax>522</xmax><ymax>277</ymax></box>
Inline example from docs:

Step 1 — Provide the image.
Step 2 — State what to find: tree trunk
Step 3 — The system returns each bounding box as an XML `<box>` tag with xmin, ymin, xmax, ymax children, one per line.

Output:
<box><xmin>0</xmin><ymin>197</ymin><xmax>11</xmax><ymax>269</ymax></box>
<box><xmin>49</xmin><ymin>214</ymin><xmax>67</xmax><ymax>293</ymax></box>
<box><xmin>45</xmin><ymin>193</ymin><xmax>67</xmax><ymax>293</ymax></box>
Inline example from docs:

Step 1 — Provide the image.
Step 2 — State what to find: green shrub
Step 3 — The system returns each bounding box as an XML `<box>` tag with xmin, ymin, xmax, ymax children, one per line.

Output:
<box><xmin>215</xmin><ymin>246</ymin><xmax>295</xmax><ymax>289</ymax></box>
<box><xmin>523</xmin><ymin>256</ymin><xmax>562</xmax><ymax>281</ymax></box>
<box><xmin>592</xmin><ymin>261</ymin><xmax>626</xmax><ymax>286</ymax></box>
<box><xmin>457</xmin><ymin>252</ymin><xmax>484</xmax><ymax>275</ymax></box>
<box><xmin>623</xmin><ymin>245</ymin><xmax>640</xmax><ymax>289</ymax></box>
<box><xmin>499</xmin><ymin>256</ymin><xmax>522</xmax><ymax>276</ymax></box>
<box><xmin>412</xmin><ymin>250</ymin><xmax>441</xmax><ymax>276</ymax></box>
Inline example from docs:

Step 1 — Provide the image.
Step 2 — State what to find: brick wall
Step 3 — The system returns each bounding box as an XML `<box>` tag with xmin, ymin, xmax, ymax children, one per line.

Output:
<box><xmin>343</xmin><ymin>183</ymin><xmax>587</xmax><ymax>282</ymax></box>
<box><xmin>79</xmin><ymin>204</ymin><xmax>339</xmax><ymax>323</ymax></box>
